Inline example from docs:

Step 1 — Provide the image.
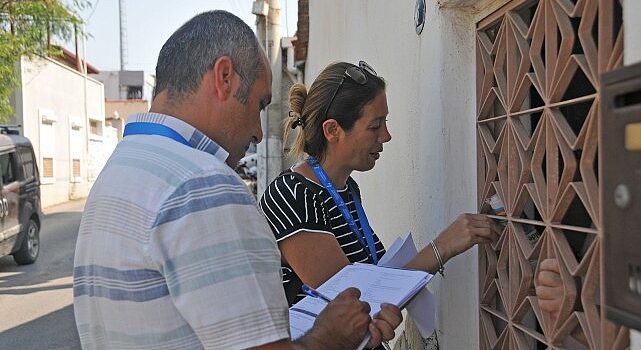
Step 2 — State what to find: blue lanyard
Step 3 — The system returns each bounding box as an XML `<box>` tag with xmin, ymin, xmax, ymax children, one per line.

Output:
<box><xmin>123</xmin><ymin>122</ymin><xmax>190</xmax><ymax>146</ymax></box>
<box><xmin>307</xmin><ymin>157</ymin><xmax>378</xmax><ymax>264</ymax></box>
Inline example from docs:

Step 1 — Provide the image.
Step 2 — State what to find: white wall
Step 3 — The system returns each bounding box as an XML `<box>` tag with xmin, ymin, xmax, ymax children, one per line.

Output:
<box><xmin>307</xmin><ymin>0</ymin><xmax>638</xmax><ymax>347</ymax></box>
<box><xmin>143</xmin><ymin>73</ymin><xmax>155</xmax><ymax>102</ymax></box>
<box><xmin>16</xmin><ymin>56</ymin><xmax>105</xmax><ymax>208</ymax></box>
<box><xmin>305</xmin><ymin>1</ymin><xmax>509</xmax><ymax>348</ymax></box>
<box><xmin>87</xmin><ymin>125</ymin><xmax>118</xmax><ymax>182</ymax></box>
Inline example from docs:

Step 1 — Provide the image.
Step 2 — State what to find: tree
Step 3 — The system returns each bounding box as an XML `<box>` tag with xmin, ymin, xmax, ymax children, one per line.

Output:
<box><xmin>0</xmin><ymin>0</ymin><xmax>88</xmax><ymax>121</ymax></box>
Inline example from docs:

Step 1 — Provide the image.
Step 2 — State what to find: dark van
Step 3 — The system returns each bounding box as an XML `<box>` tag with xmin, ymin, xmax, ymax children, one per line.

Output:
<box><xmin>0</xmin><ymin>127</ymin><xmax>42</xmax><ymax>265</ymax></box>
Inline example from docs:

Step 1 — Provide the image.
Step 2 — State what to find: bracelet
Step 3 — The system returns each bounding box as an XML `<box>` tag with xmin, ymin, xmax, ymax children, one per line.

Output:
<box><xmin>430</xmin><ymin>240</ymin><xmax>445</xmax><ymax>277</ymax></box>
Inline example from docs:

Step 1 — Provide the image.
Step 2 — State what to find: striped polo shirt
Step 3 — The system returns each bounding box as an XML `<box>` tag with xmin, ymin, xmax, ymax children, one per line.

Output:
<box><xmin>73</xmin><ymin>113</ymin><xmax>289</xmax><ymax>350</ymax></box>
<box><xmin>259</xmin><ymin>171</ymin><xmax>386</xmax><ymax>305</ymax></box>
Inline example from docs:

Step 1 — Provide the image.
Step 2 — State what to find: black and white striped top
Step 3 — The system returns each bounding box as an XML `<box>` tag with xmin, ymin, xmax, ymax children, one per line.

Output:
<box><xmin>259</xmin><ymin>171</ymin><xmax>386</xmax><ymax>305</ymax></box>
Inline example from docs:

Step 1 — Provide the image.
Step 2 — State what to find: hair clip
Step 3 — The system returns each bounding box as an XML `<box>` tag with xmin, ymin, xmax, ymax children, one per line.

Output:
<box><xmin>291</xmin><ymin>116</ymin><xmax>306</xmax><ymax>129</ymax></box>
<box><xmin>289</xmin><ymin>111</ymin><xmax>306</xmax><ymax>129</ymax></box>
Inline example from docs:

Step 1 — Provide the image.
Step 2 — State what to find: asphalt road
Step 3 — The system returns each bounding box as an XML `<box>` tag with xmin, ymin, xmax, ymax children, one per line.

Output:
<box><xmin>0</xmin><ymin>199</ymin><xmax>85</xmax><ymax>350</ymax></box>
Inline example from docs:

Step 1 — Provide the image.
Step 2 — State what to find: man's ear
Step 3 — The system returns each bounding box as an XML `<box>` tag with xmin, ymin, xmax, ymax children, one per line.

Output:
<box><xmin>322</xmin><ymin>119</ymin><xmax>342</xmax><ymax>144</ymax></box>
<box><xmin>210</xmin><ymin>56</ymin><xmax>235</xmax><ymax>101</ymax></box>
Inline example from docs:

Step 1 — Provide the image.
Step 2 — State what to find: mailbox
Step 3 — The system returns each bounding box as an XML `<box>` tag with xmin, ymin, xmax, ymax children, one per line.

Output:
<box><xmin>602</xmin><ymin>61</ymin><xmax>641</xmax><ymax>330</ymax></box>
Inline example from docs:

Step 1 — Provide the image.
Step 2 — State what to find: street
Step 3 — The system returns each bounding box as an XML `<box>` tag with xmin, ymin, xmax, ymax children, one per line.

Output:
<box><xmin>0</xmin><ymin>199</ymin><xmax>85</xmax><ymax>350</ymax></box>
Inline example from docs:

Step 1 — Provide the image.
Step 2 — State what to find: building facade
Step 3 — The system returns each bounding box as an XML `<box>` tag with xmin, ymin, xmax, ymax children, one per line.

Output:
<box><xmin>91</xmin><ymin>70</ymin><xmax>155</xmax><ymax>102</ymax></box>
<box><xmin>11</xmin><ymin>55</ymin><xmax>116</xmax><ymax>208</ymax></box>
<box><xmin>91</xmin><ymin>70</ymin><xmax>154</xmax><ymax>141</ymax></box>
<box><xmin>302</xmin><ymin>0</ymin><xmax>639</xmax><ymax>348</ymax></box>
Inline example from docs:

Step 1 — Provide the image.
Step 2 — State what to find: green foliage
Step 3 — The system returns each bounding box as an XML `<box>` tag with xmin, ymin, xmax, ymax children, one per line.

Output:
<box><xmin>0</xmin><ymin>0</ymin><xmax>89</xmax><ymax>121</ymax></box>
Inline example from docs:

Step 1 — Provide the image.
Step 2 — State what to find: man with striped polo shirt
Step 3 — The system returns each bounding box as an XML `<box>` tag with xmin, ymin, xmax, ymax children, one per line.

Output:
<box><xmin>72</xmin><ymin>10</ymin><xmax>401</xmax><ymax>350</ymax></box>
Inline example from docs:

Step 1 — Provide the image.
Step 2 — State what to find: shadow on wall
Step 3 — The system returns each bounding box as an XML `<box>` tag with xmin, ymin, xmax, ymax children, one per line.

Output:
<box><xmin>393</xmin><ymin>318</ymin><xmax>439</xmax><ymax>350</ymax></box>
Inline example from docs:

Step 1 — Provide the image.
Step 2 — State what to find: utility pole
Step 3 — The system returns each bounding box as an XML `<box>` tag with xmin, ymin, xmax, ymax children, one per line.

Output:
<box><xmin>119</xmin><ymin>0</ymin><xmax>128</xmax><ymax>99</ymax></box>
<box><xmin>253</xmin><ymin>0</ymin><xmax>283</xmax><ymax>197</ymax></box>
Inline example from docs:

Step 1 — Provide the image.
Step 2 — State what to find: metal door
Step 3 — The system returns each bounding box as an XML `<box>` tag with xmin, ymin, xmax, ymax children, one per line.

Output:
<box><xmin>602</xmin><ymin>61</ymin><xmax>641</xmax><ymax>330</ymax></box>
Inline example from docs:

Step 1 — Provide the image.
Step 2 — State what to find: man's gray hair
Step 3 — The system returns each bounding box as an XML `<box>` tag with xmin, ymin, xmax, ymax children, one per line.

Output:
<box><xmin>154</xmin><ymin>10</ymin><xmax>263</xmax><ymax>104</ymax></box>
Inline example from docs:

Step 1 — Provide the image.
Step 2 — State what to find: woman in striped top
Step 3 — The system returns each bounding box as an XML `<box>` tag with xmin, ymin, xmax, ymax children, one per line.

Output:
<box><xmin>259</xmin><ymin>61</ymin><xmax>501</xmax><ymax>307</ymax></box>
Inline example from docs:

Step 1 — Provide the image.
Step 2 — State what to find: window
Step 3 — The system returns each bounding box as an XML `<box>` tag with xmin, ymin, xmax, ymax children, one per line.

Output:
<box><xmin>127</xmin><ymin>86</ymin><xmax>143</xmax><ymax>99</ymax></box>
<box><xmin>18</xmin><ymin>148</ymin><xmax>35</xmax><ymax>180</ymax></box>
<box><xmin>0</xmin><ymin>152</ymin><xmax>17</xmax><ymax>184</ymax></box>
<box><xmin>90</xmin><ymin>120</ymin><xmax>100</xmax><ymax>135</ymax></box>
<box><xmin>73</xmin><ymin>159</ymin><xmax>81</xmax><ymax>178</ymax></box>
<box><xmin>43</xmin><ymin>158</ymin><xmax>54</xmax><ymax>178</ymax></box>
<box><xmin>40</xmin><ymin>117</ymin><xmax>56</xmax><ymax>183</ymax></box>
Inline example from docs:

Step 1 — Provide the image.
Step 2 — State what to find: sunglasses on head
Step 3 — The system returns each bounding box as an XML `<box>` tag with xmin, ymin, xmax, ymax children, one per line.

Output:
<box><xmin>323</xmin><ymin>61</ymin><xmax>378</xmax><ymax>120</ymax></box>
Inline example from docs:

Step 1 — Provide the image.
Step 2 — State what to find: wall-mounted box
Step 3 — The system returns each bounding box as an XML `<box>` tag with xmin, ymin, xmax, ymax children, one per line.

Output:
<box><xmin>601</xmin><ymin>61</ymin><xmax>641</xmax><ymax>331</ymax></box>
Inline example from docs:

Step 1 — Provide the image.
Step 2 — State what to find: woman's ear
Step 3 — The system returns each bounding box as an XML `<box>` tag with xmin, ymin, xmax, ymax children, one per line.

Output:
<box><xmin>322</xmin><ymin>119</ymin><xmax>342</xmax><ymax>144</ymax></box>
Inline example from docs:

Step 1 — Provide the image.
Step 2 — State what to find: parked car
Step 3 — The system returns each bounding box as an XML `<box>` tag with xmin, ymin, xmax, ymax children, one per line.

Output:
<box><xmin>236</xmin><ymin>152</ymin><xmax>257</xmax><ymax>179</ymax></box>
<box><xmin>0</xmin><ymin>126</ymin><xmax>42</xmax><ymax>265</ymax></box>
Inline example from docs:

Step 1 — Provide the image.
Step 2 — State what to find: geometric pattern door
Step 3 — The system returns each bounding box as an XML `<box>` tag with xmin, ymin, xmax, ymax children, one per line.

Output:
<box><xmin>476</xmin><ymin>0</ymin><xmax>628</xmax><ymax>348</ymax></box>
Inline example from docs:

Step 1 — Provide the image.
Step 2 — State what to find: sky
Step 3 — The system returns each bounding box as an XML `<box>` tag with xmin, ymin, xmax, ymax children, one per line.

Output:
<box><xmin>65</xmin><ymin>0</ymin><xmax>298</xmax><ymax>72</ymax></box>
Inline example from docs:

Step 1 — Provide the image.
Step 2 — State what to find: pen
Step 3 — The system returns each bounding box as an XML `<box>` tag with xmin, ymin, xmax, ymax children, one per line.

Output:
<box><xmin>301</xmin><ymin>284</ymin><xmax>392</xmax><ymax>350</ymax></box>
<box><xmin>301</xmin><ymin>284</ymin><xmax>333</xmax><ymax>303</ymax></box>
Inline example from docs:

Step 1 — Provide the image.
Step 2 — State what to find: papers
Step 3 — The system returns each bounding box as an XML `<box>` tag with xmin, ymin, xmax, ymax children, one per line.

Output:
<box><xmin>405</xmin><ymin>287</ymin><xmax>437</xmax><ymax>337</ymax></box>
<box><xmin>378</xmin><ymin>232</ymin><xmax>418</xmax><ymax>267</ymax></box>
<box><xmin>378</xmin><ymin>232</ymin><xmax>436</xmax><ymax>338</ymax></box>
<box><xmin>289</xmin><ymin>263</ymin><xmax>432</xmax><ymax>349</ymax></box>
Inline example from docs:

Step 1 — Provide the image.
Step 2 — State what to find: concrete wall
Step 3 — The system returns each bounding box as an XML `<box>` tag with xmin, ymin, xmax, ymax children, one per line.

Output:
<box><xmin>15</xmin><ymin>56</ymin><xmax>105</xmax><ymax>208</ymax></box>
<box><xmin>91</xmin><ymin>70</ymin><xmax>155</xmax><ymax>102</ymax></box>
<box><xmin>105</xmin><ymin>99</ymin><xmax>149</xmax><ymax>121</ymax></box>
<box><xmin>91</xmin><ymin>71</ymin><xmax>120</xmax><ymax>100</ymax></box>
<box><xmin>307</xmin><ymin>0</ymin><xmax>639</xmax><ymax>347</ymax></box>
<box><xmin>87</xmin><ymin>125</ymin><xmax>118</xmax><ymax>182</ymax></box>
<box><xmin>305</xmin><ymin>1</ymin><xmax>512</xmax><ymax>348</ymax></box>
<box><xmin>105</xmin><ymin>99</ymin><xmax>150</xmax><ymax>139</ymax></box>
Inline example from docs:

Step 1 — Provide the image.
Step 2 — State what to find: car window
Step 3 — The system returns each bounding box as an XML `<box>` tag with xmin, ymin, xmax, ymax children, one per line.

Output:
<box><xmin>0</xmin><ymin>152</ymin><xmax>17</xmax><ymax>184</ymax></box>
<box><xmin>18</xmin><ymin>147</ymin><xmax>35</xmax><ymax>180</ymax></box>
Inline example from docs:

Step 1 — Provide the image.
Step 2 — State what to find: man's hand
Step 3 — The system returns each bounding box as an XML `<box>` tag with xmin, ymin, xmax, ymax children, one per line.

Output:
<box><xmin>366</xmin><ymin>303</ymin><xmax>402</xmax><ymax>348</ymax></box>
<box><xmin>434</xmin><ymin>213</ymin><xmax>501</xmax><ymax>262</ymax></box>
<box><xmin>536</xmin><ymin>258</ymin><xmax>563</xmax><ymax>320</ymax></box>
<box><xmin>302</xmin><ymin>288</ymin><xmax>371</xmax><ymax>350</ymax></box>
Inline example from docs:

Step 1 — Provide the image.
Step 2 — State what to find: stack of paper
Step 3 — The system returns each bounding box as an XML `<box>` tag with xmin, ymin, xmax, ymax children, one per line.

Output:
<box><xmin>289</xmin><ymin>263</ymin><xmax>432</xmax><ymax>348</ymax></box>
<box><xmin>378</xmin><ymin>232</ymin><xmax>436</xmax><ymax>338</ymax></box>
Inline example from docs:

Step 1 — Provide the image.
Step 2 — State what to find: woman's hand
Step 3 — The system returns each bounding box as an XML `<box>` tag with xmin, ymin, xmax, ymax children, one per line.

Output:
<box><xmin>406</xmin><ymin>213</ymin><xmax>500</xmax><ymax>273</ymax></box>
<box><xmin>434</xmin><ymin>213</ymin><xmax>501</xmax><ymax>262</ymax></box>
<box><xmin>366</xmin><ymin>303</ymin><xmax>403</xmax><ymax>348</ymax></box>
